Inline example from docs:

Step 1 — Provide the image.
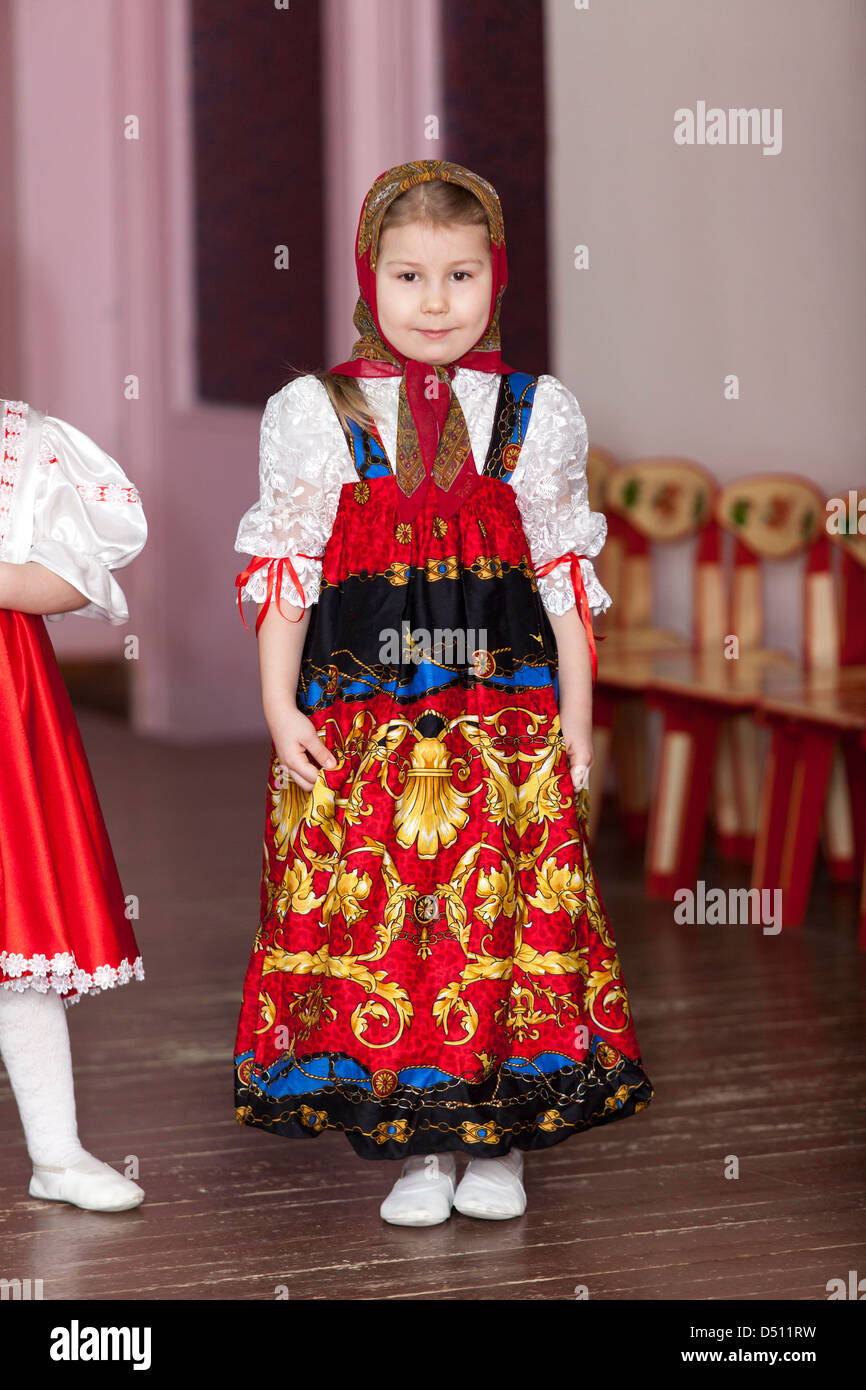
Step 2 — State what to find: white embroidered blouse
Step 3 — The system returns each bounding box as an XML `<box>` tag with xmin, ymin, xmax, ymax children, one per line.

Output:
<box><xmin>0</xmin><ymin>398</ymin><xmax>147</xmax><ymax>624</ymax></box>
<box><xmin>235</xmin><ymin>370</ymin><xmax>611</xmax><ymax>619</ymax></box>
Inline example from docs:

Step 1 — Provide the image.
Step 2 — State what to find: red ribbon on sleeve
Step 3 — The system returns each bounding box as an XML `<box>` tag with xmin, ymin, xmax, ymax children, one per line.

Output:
<box><xmin>234</xmin><ymin>554</ymin><xmax>323</xmax><ymax>635</ymax></box>
<box><xmin>534</xmin><ymin>551</ymin><xmax>599</xmax><ymax>684</ymax></box>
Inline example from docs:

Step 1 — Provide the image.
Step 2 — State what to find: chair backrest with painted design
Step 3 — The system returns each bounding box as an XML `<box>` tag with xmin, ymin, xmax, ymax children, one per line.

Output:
<box><xmin>715</xmin><ymin>474</ymin><xmax>836</xmax><ymax>669</ymax></box>
<box><xmin>603</xmin><ymin>456</ymin><xmax>720</xmax><ymax>643</ymax></box>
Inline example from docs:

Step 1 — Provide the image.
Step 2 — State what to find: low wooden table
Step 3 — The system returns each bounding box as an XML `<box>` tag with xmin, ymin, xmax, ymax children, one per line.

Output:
<box><xmin>596</xmin><ymin>646</ymin><xmax>866</xmax><ymax>944</ymax></box>
<box><xmin>628</xmin><ymin>649</ymin><xmax>797</xmax><ymax>897</ymax></box>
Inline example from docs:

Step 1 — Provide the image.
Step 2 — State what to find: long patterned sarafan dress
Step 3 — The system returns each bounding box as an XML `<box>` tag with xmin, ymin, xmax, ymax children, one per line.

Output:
<box><xmin>233</xmin><ymin>367</ymin><xmax>654</xmax><ymax>1160</ymax></box>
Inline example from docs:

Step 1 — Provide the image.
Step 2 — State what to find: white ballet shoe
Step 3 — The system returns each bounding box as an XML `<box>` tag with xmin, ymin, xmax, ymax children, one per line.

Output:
<box><xmin>29</xmin><ymin>1154</ymin><xmax>145</xmax><ymax>1213</ymax></box>
<box><xmin>453</xmin><ymin>1148</ymin><xmax>526</xmax><ymax>1220</ymax></box>
<box><xmin>379</xmin><ymin>1153</ymin><xmax>457</xmax><ymax>1227</ymax></box>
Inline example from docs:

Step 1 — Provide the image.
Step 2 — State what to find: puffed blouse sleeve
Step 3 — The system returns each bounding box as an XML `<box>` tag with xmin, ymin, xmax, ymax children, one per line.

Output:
<box><xmin>234</xmin><ymin>374</ymin><xmax>352</xmax><ymax>629</ymax></box>
<box><xmin>509</xmin><ymin>374</ymin><xmax>612</xmax><ymax>619</ymax></box>
<box><xmin>27</xmin><ymin>414</ymin><xmax>147</xmax><ymax>625</ymax></box>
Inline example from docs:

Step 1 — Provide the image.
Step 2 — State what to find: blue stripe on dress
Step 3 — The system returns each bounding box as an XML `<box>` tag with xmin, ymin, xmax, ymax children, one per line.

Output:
<box><xmin>236</xmin><ymin>1048</ymin><xmax>591</xmax><ymax>1098</ymax></box>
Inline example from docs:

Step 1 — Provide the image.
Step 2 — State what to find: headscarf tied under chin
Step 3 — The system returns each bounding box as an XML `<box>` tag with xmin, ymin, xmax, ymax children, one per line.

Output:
<box><xmin>329</xmin><ymin>160</ymin><xmax>512</xmax><ymax>522</ymax></box>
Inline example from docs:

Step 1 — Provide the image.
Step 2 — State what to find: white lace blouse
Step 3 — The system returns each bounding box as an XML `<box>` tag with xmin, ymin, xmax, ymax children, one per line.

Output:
<box><xmin>235</xmin><ymin>370</ymin><xmax>611</xmax><ymax>619</ymax></box>
<box><xmin>0</xmin><ymin>398</ymin><xmax>147</xmax><ymax>624</ymax></box>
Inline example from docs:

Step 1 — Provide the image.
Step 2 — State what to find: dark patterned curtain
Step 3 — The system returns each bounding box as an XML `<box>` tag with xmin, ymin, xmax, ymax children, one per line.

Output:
<box><xmin>440</xmin><ymin>0</ymin><xmax>550</xmax><ymax>374</ymax></box>
<box><xmin>190</xmin><ymin>0</ymin><xmax>548</xmax><ymax>403</ymax></box>
<box><xmin>190</xmin><ymin>0</ymin><xmax>324</xmax><ymax>405</ymax></box>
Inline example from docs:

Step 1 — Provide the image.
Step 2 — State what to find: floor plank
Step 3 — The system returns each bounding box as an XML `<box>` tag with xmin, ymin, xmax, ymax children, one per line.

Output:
<box><xmin>0</xmin><ymin>708</ymin><xmax>863</xmax><ymax>1301</ymax></box>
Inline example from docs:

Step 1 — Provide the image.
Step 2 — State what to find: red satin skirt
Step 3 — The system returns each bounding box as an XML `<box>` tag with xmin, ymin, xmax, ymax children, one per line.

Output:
<box><xmin>0</xmin><ymin>608</ymin><xmax>143</xmax><ymax>1004</ymax></box>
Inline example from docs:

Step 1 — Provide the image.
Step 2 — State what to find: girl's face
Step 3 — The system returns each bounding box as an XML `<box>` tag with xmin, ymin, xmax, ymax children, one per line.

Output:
<box><xmin>374</xmin><ymin>220</ymin><xmax>493</xmax><ymax>365</ymax></box>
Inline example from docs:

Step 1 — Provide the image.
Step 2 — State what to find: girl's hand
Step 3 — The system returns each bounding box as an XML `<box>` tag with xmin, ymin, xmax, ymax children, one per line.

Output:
<box><xmin>558</xmin><ymin>702</ymin><xmax>594</xmax><ymax>793</ymax></box>
<box><xmin>266</xmin><ymin>703</ymin><xmax>337</xmax><ymax>793</ymax></box>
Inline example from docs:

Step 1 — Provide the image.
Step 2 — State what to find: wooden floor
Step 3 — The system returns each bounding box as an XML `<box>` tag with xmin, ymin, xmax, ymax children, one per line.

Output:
<box><xmin>1</xmin><ymin>708</ymin><xmax>864</xmax><ymax>1301</ymax></box>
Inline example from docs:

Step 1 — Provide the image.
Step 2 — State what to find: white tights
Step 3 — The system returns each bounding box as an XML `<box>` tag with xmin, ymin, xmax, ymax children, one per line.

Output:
<box><xmin>0</xmin><ymin>986</ymin><xmax>89</xmax><ymax>1167</ymax></box>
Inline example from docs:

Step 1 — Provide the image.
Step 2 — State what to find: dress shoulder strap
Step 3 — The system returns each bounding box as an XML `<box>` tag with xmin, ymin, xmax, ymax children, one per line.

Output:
<box><xmin>482</xmin><ymin>371</ymin><xmax>538</xmax><ymax>481</ymax></box>
<box><xmin>326</xmin><ymin>373</ymin><xmax>538</xmax><ymax>484</ymax></box>
<box><xmin>317</xmin><ymin>377</ymin><xmax>392</xmax><ymax>480</ymax></box>
<box><xmin>341</xmin><ymin>413</ymin><xmax>392</xmax><ymax>481</ymax></box>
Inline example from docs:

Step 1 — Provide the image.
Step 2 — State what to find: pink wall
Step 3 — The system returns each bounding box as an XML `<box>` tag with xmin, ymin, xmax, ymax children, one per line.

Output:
<box><xmin>545</xmin><ymin>0</ymin><xmax>866</xmax><ymax>661</ymax></box>
<box><xmin>8</xmin><ymin>0</ymin><xmax>125</xmax><ymax>658</ymax></box>
<box><xmin>0</xmin><ymin>1</ymin><xmax>21</xmax><ymax>398</ymax></box>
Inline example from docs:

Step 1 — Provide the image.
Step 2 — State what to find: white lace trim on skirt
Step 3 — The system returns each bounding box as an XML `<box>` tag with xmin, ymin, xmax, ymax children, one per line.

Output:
<box><xmin>0</xmin><ymin>952</ymin><xmax>145</xmax><ymax>1007</ymax></box>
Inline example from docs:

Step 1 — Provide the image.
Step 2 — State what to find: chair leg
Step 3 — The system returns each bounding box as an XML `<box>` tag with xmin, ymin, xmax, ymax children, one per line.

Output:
<box><xmin>712</xmin><ymin>718</ymin><xmax>746</xmax><ymax>859</ymax></box>
<box><xmin>587</xmin><ymin>687</ymin><xmax>616</xmax><ymax>846</ymax></box>
<box><xmin>752</xmin><ymin>720</ymin><xmax>836</xmax><ymax>926</ymax></box>
<box><xmin>820</xmin><ymin>745</ymin><xmax>856</xmax><ymax>882</ymax></box>
<box><xmin>714</xmin><ymin>714</ymin><xmax>766</xmax><ymax>861</ymax></box>
<box><xmin>611</xmin><ymin>696</ymin><xmax>650</xmax><ymax>840</ymax></box>
<box><xmin>841</xmin><ymin>736</ymin><xmax>866</xmax><ymax>868</ymax></box>
<box><xmin>849</xmin><ymin>735</ymin><xmax>866</xmax><ymax>952</ymax></box>
<box><xmin>586</xmin><ymin>721</ymin><xmax>611</xmax><ymax>846</ymax></box>
<box><xmin>645</xmin><ymin>702</ymin><xmax>722</xmax><ymax>898</ymax></box>
<box><xmin>732</xmin><ymin>714</ymin><xmax>764</xmax><ymax>860</ymax></box>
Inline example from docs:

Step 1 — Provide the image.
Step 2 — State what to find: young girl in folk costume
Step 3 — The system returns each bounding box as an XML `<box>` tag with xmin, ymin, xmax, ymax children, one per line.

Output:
<box><xmin>233</xmin><ymin>160</ymin><xmax>653</xmax><ymax>1226</ymax></box>
<box><xmin>0</xmin><ymin>397</ymin><xmax>147</xmax><ymax>1212</ymax></box>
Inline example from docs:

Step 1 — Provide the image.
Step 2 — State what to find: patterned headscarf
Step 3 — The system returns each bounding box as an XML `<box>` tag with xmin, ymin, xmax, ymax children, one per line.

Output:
<box><xmin>330</xmin><ymin>160</ymin><xmax>512</xmax><ymax>522</ymax></box>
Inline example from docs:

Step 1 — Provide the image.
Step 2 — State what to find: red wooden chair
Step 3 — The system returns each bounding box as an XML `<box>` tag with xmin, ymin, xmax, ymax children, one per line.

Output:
<box><xmin>589</xmin><ymin>457</ymin><xmax>718</xmax><ymax>844</ymax></box>
<box><xmin>822</xmin><ymin>495</ymin><xmax>866</xmax><ymax>880</ymax></box>
<box><xmin>707</xmin><ymin>475</ymin><xmax>836</xmax><ymax>865</ymax></box>
<box><xmin>643</xmin><ymin>473</ymin><xmax>832</xmax><ymax>897</ymax></box>
<box><xmin>750</xmin><ymin>488</ymin><xmax>866</xmax><ymax>935</ymax></box>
